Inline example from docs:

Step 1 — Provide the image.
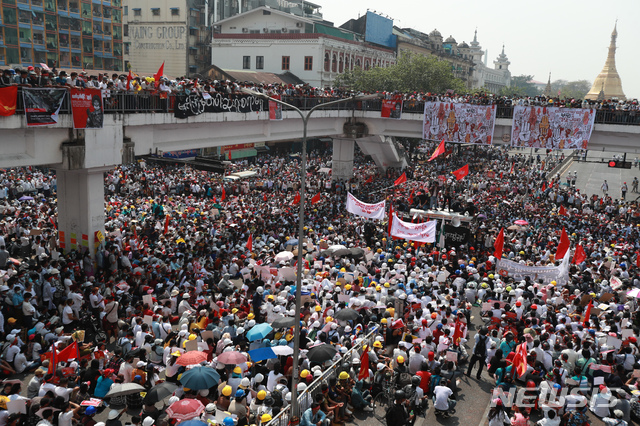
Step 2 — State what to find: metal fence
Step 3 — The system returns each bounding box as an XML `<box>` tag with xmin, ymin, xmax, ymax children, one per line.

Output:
<box><xmin>266</xmin><ymin>327</ymin><xmax>378</xmax><ymax>426</ymax></box>
<box><xmin>6</xmin><ymin>87</ymin><xmax>640</xmax><ymax>126</ymax></box>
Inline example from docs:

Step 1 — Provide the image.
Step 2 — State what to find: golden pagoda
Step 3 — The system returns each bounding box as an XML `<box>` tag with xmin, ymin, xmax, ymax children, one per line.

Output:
<box><xmin>585</xmin><ymin>23</ymin><xmax>626</xmax><ymax>100</ymax></box>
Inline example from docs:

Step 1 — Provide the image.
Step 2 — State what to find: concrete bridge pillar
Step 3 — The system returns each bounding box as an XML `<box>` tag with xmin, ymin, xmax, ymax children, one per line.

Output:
<box><xmin>55</xmin><ymin>121</ymin><xmax>123</xmax><ymax>255</ymax></box>
<box><xmin>331</xmin><ymin>138</ymin><xmax>355</xmax><ymax>182</ymax></box>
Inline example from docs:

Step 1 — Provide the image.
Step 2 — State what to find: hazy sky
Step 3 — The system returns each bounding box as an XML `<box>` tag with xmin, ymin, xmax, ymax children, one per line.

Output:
<box><xmin>319</xmin><ymin>0</ymin><xmax>640</xmax><ymax>98</ymax></box>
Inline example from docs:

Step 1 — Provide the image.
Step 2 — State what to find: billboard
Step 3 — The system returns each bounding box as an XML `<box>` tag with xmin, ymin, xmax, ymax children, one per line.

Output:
<box><xmin>423</xmin><ymin>102</ymin><xmax>497</xmax><ymax>144</ymax></box>
<box><xmin>365</xmin><ymin>12</ymin><xmax>396</xmax><ymax>49</ymax></box>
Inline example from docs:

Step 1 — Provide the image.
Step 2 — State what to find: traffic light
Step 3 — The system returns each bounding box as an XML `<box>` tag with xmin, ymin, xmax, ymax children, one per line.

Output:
<box><xmin>608</xmin><ymin>160</ymin><xmax>632</xmax><ymax>169</ymax></box>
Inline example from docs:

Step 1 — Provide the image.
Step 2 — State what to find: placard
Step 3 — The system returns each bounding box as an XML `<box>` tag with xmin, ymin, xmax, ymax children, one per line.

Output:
<box><xmin>6</xmin><ymin>399</ymin><xmax>26</xmax><ymax>414</ymax></box>
<box><xmin>621</xmin><ymin>329</ymin><xmax>634</xmax><ymax>339</ymax></box>
<box><xmin>446</xmin><ymin>351</ymin><xmax>458</xmax><ymax>362</ymax></box>
<box><xmin>593</xmin><ymin>376</ymin><xmax>604</xmax><ymax>385</ymax></box>
<box><xmin>201</xmin><ymin>330</ymin><xmax>214</xmax><ymax>342</ymax></box>
<box><xmin>143</xmin><ymin>315</ymin><xmax>153</xmax><ymax>326</ymax></box>
<box><xmin>142</xmin><ymin>295</ymin><xmax>153</xmax><ymax>307</ymax></box>
<box><xmin>22</xmin><ymin>88</ymin><xmax>66</xmax><ymax>126</ymax></box>
<box><xmin>184</xmin><ymin>340</ymin><xmax>198</xmax><ymax>352</ymax></box>
<box><xmin>607</xmin><ymin>336</ymin><xmax>622</xmax><ymax>350</ymax></box>
<box><xmin>338</xmin><ymin>294</ymin><xmax>350</xmax><ymax>303</ymax></box>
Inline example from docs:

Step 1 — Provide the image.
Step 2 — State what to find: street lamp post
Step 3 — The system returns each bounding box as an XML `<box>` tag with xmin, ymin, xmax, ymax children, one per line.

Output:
<box><xmin>240</xmin><ymin>88</ymin><xmax>380</xmax><ymax>418</ymax></box>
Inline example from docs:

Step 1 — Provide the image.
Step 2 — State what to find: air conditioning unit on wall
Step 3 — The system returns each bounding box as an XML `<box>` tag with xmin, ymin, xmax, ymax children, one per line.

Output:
<box><xmin>282</xmin><ymin>27</ymin><xmax>287</xmax><ymax>32</ymax></box>
<box><xmin>296</xmin><ymin>22</ymin><xmax>303</xmax><ymax>28</ymax></box>
<box><xmin>263</xmin><ymin>28</ymin><xmax>268</xmax><ymax>33</ymax></box>
<box><xmin>242</xmin><ymin>28</ymin><xmax>248</xmax><ymax>33</ymax></box>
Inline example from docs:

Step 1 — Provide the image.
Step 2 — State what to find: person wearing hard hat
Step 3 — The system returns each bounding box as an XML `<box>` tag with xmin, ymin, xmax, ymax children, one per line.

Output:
<box><xmin>217</xmin><ymin>384</ymin><xmax>233</xmax><ymax>411</ymax></box>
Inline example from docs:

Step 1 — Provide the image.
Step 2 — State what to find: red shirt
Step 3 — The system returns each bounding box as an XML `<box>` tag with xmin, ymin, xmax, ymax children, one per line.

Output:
<box><xmin>416</xmin><ymin>370</ymin><xmax>431</xmax><ymax>394</ymax></box>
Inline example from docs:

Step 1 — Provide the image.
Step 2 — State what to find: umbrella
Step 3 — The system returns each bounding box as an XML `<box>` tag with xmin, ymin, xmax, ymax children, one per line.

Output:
<box><xmin>477</xmin><ymin>214</ymin><xmax>487</xmax><ymax>220</ymax></box>
<box><xmin>272</xmin><ymin>345</ymin><xmax>294</xmax><ymax>356</ymax></box>
<box><xmin>179</xmin><ymin>366</ymin><xmax>221</xmax><ymax>390</ymax></box>
<box><xmin>143</xmin><ymin>382</ymin><xmax>178</xmax><ymax>405</ymax></box>
<box><xmin>285</xmin><ymin>238</ymin><xmax>299</xmax><ymax>246</ymax></box>
<box><xmin>271</xmin><ymin>316</ymin><xmax>296</xmax><ymax>329</ymax></box>
<box><xmin>507</xmin><ymin>225</ymin><xmax>521</xmax><ymax>231</ymax></box>
<box><xmin>333</xmin><ymin>308</ymin><xmax>360</xmax><ymax>321</ymax></box>
<box><xmin>166</xmin><ymin>398</ymin><xmax>205</xmax><ymax>421</ymax></box>
<box><xmin>246</xmin><ymin>323</ymin><xmax>273</xmax><ymax>341</ymax></box>
<box><xmin>176</xmin><ymin>351</ymin><xmax>208</xmax><ymax>366</ymax></box>
<box><xmin>627</xmin><ymin>288</ymin><xmax>640</xmax><ymax>298</ymax></box>
<box><xmin>307</xmin><ymin>344</ymin><xmax>337</xmax><ymax>364</ymax></box>
<box><xmin>18</xmin><ymin>196</ymin><xmax>33</xmax><ymax>201</ymax></box>
<box><xmin>274</xmin><ymin>251</ymin><xmax>294</xmax><ymax>262</ymax></box>
<box><xmin>248</xmin><ymin>347</ymin><xmax>277</xmax><ymax>362</ymax></box>
<box><xmin>349</xmin><ymin>247</ymin><xmax>365</xmax><ymax>259</ymax></box>
<box><xmin>217</xmin><ymin>351</ymin><xmax>248</xmax><ymax>365</ymax></box>
<box><xmin>328</xmin><ymin>244</ymin><xmax>347</xmax><ymax>252</ymax></box>
<box><xmin>332</xmin><ymin>248</ymin><xmax>352</xmax><ymax>257</ymax></box>
<box><xmin>514</xmin><ymin>219</ymin><xmax>529</xmax><ymax>225</ymax></box>
<box><xmin>178</xmin><ymin>421</ymin><xmax>208</xmax><ymax>426</ymax></box>
<box><xmin>104</xmin><ymin>383</ymin><xmax>146</xmax><ymax>398</ymax></box>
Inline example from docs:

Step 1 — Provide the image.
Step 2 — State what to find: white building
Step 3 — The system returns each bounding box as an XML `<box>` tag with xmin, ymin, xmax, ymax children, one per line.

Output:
<box><xmin>468</xmin><ymin>30</ymin><xmax>511</xmax><ymax>93</ymax></box>
<box><xmin>210</xmin><ymin>7</ymin><xmax>396</xmax><ymax>87</ymax></box>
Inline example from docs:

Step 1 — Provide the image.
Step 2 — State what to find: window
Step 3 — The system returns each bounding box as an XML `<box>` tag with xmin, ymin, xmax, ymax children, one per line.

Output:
<box><xmin>123</xmin><ymin>24</ymin><xmax>128</xmax><ymax>37</ymax></box>
<box><xmin>151</xmin><ymin>8</ymin><xmax>160</xmax><ymax>16</ymax></box>
<box><xmin>123</xmin><ymin>6</ymin><xmax>127</xmax><ymax>16</ymax></box>
<box><xmin>281</xmin><ymin>56</ymin><xmax>290</xmax><ymax>71</ymax></box>
<box><xmin>133</xmin><ymin>8</ymin><xmax>141</xmax><ymax>16</ymax></box>
<box><xmin>171</xmin><ymin>8</ymin><xmax>179</xmax><ymax>16</ymax></box>
<box><xmin>242</xmin><ymin>55</ymin><xmax>250</xmax><ymax>69</ymax></box>
<box><xmin>255</xmin><ymin>56</ymin><xmax>264</xmax><ymax>70</ymax></box>
<box><xmin>324</xmin><ymin>52</ymin><xmax>329</xmax><ymax>72</ymax></box>
<box><xmin>304</xmin><ymin>56</ymin><xmax>312</xmax><ymax>71</ymax></box>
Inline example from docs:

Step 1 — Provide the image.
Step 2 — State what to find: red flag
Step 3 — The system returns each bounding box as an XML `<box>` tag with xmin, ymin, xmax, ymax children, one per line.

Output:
<box><xmin>228</xmin><ymin>151</ymin><xmax>232</xmax><ymax>161</ymax></box>
<box><xmin>636</xmin><ymin>251</ymin><xmax>640</xmax><ymax>268</ymax></box>
<box><xmin>559</xmin><ymin>205</ymin><xmax>568</xmax><ymax>216</ymax></box>
<box><xmin>365</xmin><ymin>175</ymin><xmax>373</xmax><ymax>184</ymax></box>
<box><xmin>408</xmin><ymin>189</ymin><xmax>415</xmax><ymax>205</ymax></box>
<box><xmin>388</xmin><ymin>204</ymin><xmax>394</xmax><ymax>237</ymax></box>
<box><xmin>556</xmin><ymin>227</ymin><xmax>570</xmax><ymax>259</ymax></box>
<box><xmin>583</xmin><ymin>301</ymin><xmax>593</xmax><ymax>326</ymax></box>
<box><xmin>246</xmin><ymin>234</ymin><xmax>253</xmax><ymax>252</ymax></box>
<box><xmin>311</xmin><ymin>193</ymin><xmax>321</xmax><ymax>204</ymax></box>
<box><xmin>427</xmin><ymin>139</ymin><xmax>445</xmax><ymax>162</ymax></box>
<box><xmin>0</xmin><ymin>86</ymin><xmax>18</xmax><ymax>116</ymax></box>
<box><xmin>221</xmin><ymin>188</ymin><xmax>226</xmax><ymax>201</ymax></box>
<box><xmin>153</xmin><ymin>61</ymin><xmax>165</xmax><ymax>89</ymax></box>
<box><xmin>57</xmin><ymin>341</ymin><xmax>80</xmax><ymax>363</ymax></box>
<box><xmin>358</xmin><ymin>345</ymin><xmax>370</xmax><ymax>380</ymax></box>
<box><xmin>493</xmin><ymin>227</ymin><xmax>504</xmax><ymax>260</ymax></box>
<box><xmin>512</xmin><ymin>342</ymin><xmax>528</xmax><ymax>377</ymax></box>
<box><xmin>126</xmin><ymin>69</ymin><xmax>132</xmax><ymax>91</ymax></box>
<box><xmin>452</xmin><ymin>164</ymin><xmax>469</xmax><ymax>181</ymax></box>
<box><xmin>293</xmin><ymin>192</ymin><xmax>301</xmax><ymax>205</ymax></box>
<box><xmin>572</xmin><ymin>244</ymin><xmax>586</xmax><ymax>264</ymax></box>
<box><xmin>263</xmin><ymin>193</ymin><xmax>267</xmax><ymax>202</ymax></box>
<box><xmin>509</xmin><ymin>163</ymin><xmax>515</xmax><ymax>174</ymax></box>
<box><xmin>394</xmin><ymin>172</ymin><xmax>407</xmax><ymax>186</ymax></box>
<box><xmin>542</xmin><ymin>182</ymin><xmax>546</xmax><ymax>191</ymax></box>
<box><xmin>163</xmin><ymin>215</ymin><xmax>170</xmax><ymax>235</ymax></box>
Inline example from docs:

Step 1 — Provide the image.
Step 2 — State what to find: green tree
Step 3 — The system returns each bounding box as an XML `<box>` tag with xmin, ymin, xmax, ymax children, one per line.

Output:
<box><xmin>334</xmin><ymin>51</ymin><xmax>466</xmax><ymax>94</ymax></box>
<box><xmin>551</xmin><ymin>79</ymin><xmax>591</xmax><ymax>99</ymax></box>
<box><xmin>500</xmin><ymin>75</ymin><xmax>539</xmax><ymax>97</ymax></box>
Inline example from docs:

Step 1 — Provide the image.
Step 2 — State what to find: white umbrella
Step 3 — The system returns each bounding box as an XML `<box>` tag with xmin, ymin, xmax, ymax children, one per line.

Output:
<box><xmin>328</xmin><ymin>245</ymin><xmax>348</xmax><ymax>252</ymax></box>
<box><xmin>274</xmin><ymin>251</ymin><xmax>294</xmax><ymax>262</ymax></box>
<box><xmin>272</xmin><ymin>345</ymin><xmax>294</xmax><ymax>356</ymax></box>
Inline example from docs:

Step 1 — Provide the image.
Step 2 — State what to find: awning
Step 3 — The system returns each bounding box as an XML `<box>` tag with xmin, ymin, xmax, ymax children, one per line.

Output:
<box><xmin>34</xmin><ymin>45</ymin><xmax>48</xmax><ymax>51</ymax></box>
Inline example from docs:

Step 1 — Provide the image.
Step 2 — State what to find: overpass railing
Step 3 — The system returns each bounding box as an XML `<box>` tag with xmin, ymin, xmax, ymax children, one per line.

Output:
<box><xmin>6</xmin><ymin>88</ymin><xmax>640</xmax><ymax>126</ymax></box>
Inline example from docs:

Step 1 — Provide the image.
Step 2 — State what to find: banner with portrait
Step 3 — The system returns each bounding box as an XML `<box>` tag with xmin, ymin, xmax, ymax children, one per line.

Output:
<box><xmin>22</xmin><ymin>88</ymin><xmax>66</xmax><ymax>126</ymax></box>
<box><xmin>423</xmin><ymin>102</ymin><xmax>496</xmax><ymax>144</ymax></box>
<box><xmin>496</xmin><ymin>256</ymin><xmax>570</xmax><ymax>286</ymax></box>
<box><xmin>70</xmin><ymin>88</ymin><xmax>103</xmax><ymax>129</ymax></box>
<box><xmin>269</xmin><ymin>94</ymin><xmax>283</xmax><ymax>120</ymax></box>
<box><xmin>390</xmin><ymin>213</ymin><xmax>437</xmax><ymax>243</ymax></box>
<box><xmin>510</xmin><ymin>106</ymin><xmax>596</xmax><ymax>149</ymax></box>
<box><xmin>174</xmin><ymin>93</ymin><xmax>265</xmax><ymax>119</ymax></box>
<box><xmin>381</xmin><ymin>97</ymin><xmax>402</xmax><ymax>119</ymax></box>
<box><xmin>346</xmin><ymin>192</ymin><xmax>385</xmax><ymax>220</ymax></box>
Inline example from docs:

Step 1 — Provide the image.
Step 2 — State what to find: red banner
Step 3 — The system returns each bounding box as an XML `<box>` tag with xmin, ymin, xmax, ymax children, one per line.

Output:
<box><xmin>269</xmin><ymin>95</ymin><xmax>282</xmax><ymax>120</ymax></box>
<box><xmin>381</xmin><ymin>97</ymin><xmax>402</xmax><ymax>119</ymax></box>
<box><xmin>70</xmin><ymin>88</ymin><xmax>103</xmax><ymax>129</ymax></box>
<box><xmin>0</xmin><ymin>86</ymin><xmax>17</xmax><ymax>116</ymax></box>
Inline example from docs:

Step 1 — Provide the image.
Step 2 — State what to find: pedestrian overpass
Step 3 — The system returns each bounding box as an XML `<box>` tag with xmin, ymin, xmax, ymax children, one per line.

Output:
<box><xmin>1</xmin><ymin>97</ymin><xmax>639</xmax><ymax>252</ymax></box>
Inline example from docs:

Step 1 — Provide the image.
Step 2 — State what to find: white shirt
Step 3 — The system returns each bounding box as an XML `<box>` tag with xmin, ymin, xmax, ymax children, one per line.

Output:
<box><xmin>433</xmin><ymin>385</ymin><xmax>453</xmax><ymax>410</ymax></box>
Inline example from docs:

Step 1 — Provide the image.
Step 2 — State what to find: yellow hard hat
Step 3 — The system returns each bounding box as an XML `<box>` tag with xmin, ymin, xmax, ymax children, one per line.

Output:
<box><xmin>300</xmin><ymin>369</ymin><xmax>309</xmax><ymax>378</ymax></box>
<box><xmin>222</xmin><ymin>385</ymin><xmax>233</xmax><ymax>396</ymax></box>
<box><xmin>257</xmin><ymin>390</ymin><xmax>267</xmax><ymax>400</ymax></box>
<box><xmin>345</xmin><ymin>284</ymin><xmax>352</xmax><ymax>291</ymax></box>
<box><xmin>376</xmin><ymin>286</ymin><xmax>382</xmax><ymax>291</ymax></box>
<box><xmin>505</xmin><ymin>286</ymin><xmax>512</xmax><ymax>292</ymax></box>
<box><xmin>171</xmin><ymin>351</ymin><xmax>181</xmax><ymax>357</ymax></box>
<box><xmin>328</xmin><ymin>226</ymin><xmax>333</xmax><ymax>231</ymax></box>
<box><xmin>384</xmin><ymin>282</ymin><xmax>390</xmax><ymax>288</ymax></box>
<box><xmin>481</xmin><ymin>283</ymin><xmax>488</xmax><ymax>288</ymax></box>
<box><xmin>315</xmin><ymin>305</ymin><xmax>322</xmax><ymax>312</ymax></box>
<box><xmin>232</xmin><ymin>308</ymin><xmax>239</xmax><ymax>314</ymax></box>
<box><xmin>397</xmin><ymin>355</ymin><xmax>405</xmax><ymax>364</ymax></box>
<box><xmin>551</xmin><ymin>280</ymin><xmax>557</xmax><ymax>285</ymax></box>
<box><xmin>262</xmin><ymin>414</ymin><xmax>272</xmax><ymax>422</ymax></box>
<box><xmin>373</xmin><ymin>341</ymin><xmax>383</xmax><ymax>349</ymax></box>
<box><xmin>326</xmin><ymin>316</ymin><xmax>333</xmax><ymax>322</ymax></box>
<box><xmin>381</xmin><ymin>318</ymin><xmax>388</xmax><ymax>324</ymax></box>
<box><xmin>339</xmin><ymin>371</ymin><xmax>349</xmax><ymax>380</ymax></box>
<box><xmin>248</xmin><ymin>313</ymin><xmax>255</xmax><ymax>320</ymax></box>
<box><xmin>519</xmin><ymin>251</ymin><xmax>525</xmax><ymax>255</ymax></box>
<box><xmin>377</xmin><ymin>248</ymin><xmax>382</xmax><ymax>254</ymax></box>
<box><xmin>233</xmin><ymin>366</ymin><xmax>242</xmax><ymax>374</ymax></box>
<box><xmin>488</xmin><ymin>274</ymin><xmax>494</xmax><ymax>279</ymax></box>
<box><xmin>340</xmin><ymin>268</ymin><xmax>346</xmax><ymax>273</ymax></box>
<box><xmin>285</xmin><ymin>334</ymin><xmax>293</xmax><ymax>342</ymax></box>
<box><xmin>188</xmin><ymin>334</ymin><xmax>197</xmax><ymax>341</ymax></box>
<box><xmin>371</xmin><ymin>281</ymin><xmax>377</xmax><ymax>286</ymax></box>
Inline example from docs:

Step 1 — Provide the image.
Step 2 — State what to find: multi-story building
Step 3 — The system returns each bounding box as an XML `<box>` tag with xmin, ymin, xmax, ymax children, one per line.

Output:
<box><xmin>123</xmin><ymin>0</ymin><xmax>210</xmax><ymax>78</ymax></box>
<box><xmin>0</xmin><ymin>0</ymin><xmax>123</xmax><ymax>71</ymax></box>
<box><xmin>468</xmin><ymin>30</ymin><xmax>511</xmax><ymax>93</ymax></box>
<box><xmin>210</xmin><ymin>7</ymin><xmax>396</xmax><ymax>87</ymax></box>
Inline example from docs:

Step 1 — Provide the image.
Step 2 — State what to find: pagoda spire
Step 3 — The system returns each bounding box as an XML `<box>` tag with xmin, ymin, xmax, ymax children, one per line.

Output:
<box><xmin>544</xmin><ymin>72</ymin><xmax>552</xmax><ymax>97</ymax></box>
<box><xmin>585</xmin><ymin>21</ymin><xmax>626</xmax><ymax>100</ymax></box>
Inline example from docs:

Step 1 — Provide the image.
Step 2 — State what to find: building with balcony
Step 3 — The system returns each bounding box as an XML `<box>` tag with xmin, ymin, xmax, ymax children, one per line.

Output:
<box><xmin>122</xmin><ymin>0</ymin><xmax>210</xmax><ymax>78</ymax></box>
<box><xmin>210</xmin><ymin>7</ymin><xmax>395</xmax><ymax>87</ymax></box>
<box><xmin>0</xmin><ymin>0</ymin><xmax>123</xmax><ymax>71</ymax></box>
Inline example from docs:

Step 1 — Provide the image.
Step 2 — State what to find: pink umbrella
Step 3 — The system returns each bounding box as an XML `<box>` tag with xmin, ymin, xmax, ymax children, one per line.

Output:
<box><xmin>176</xmin><ymin>351</ymin><xmax>208</xmax><ymax>366</ymax></box>
<box><xmin>166</xmin><ymin>398</ymin><xmax>205</xmax><ymax>421</ymax></box>
<box><xmin>514</xmin><ymin>219</ymin><xmax>528</xmax><ymax>226</ymax></box>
